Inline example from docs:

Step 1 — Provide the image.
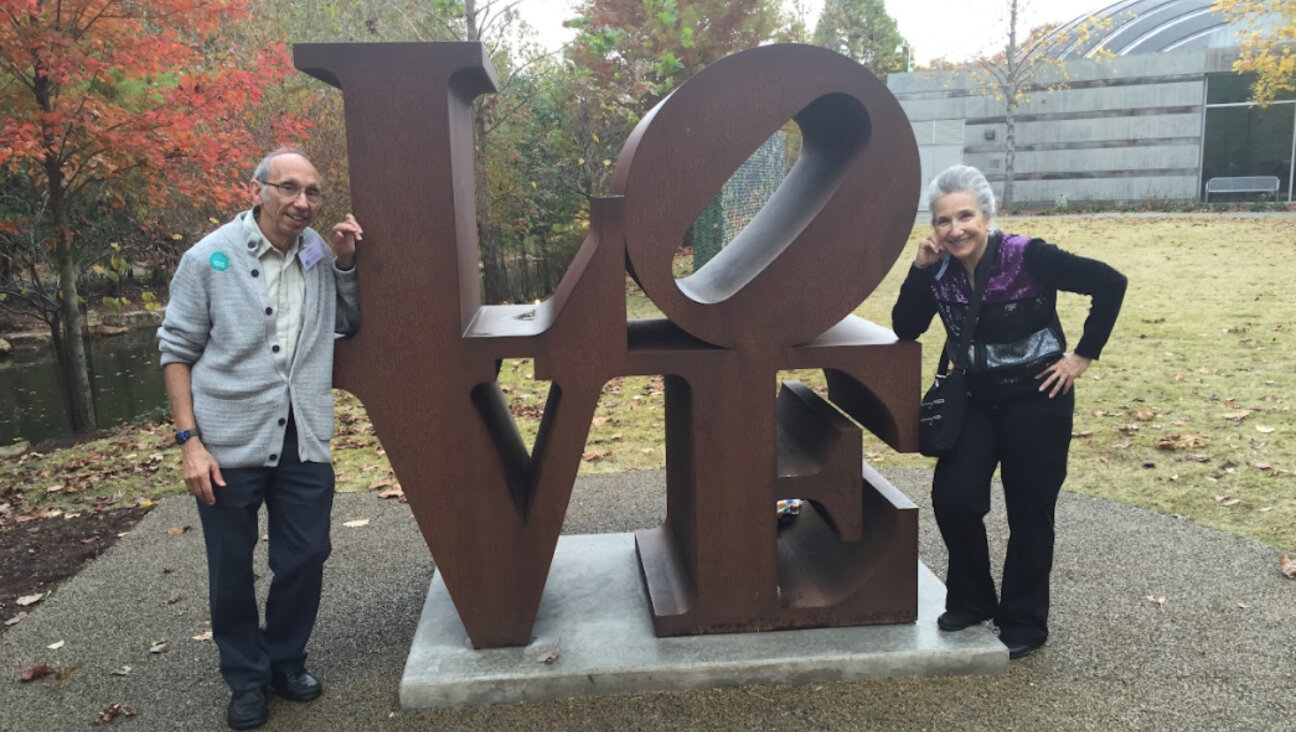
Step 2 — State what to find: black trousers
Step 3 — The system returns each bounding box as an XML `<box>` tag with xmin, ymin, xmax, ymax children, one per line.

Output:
<box><xmin>932</xmin><ymin>388</ymin><xmax>1073</xmax><ymax>646</ymax></box>
<box><xmin>195</xmin><ymin>417</ymin><xmax>334</xmax><ymax>692</ymax></box>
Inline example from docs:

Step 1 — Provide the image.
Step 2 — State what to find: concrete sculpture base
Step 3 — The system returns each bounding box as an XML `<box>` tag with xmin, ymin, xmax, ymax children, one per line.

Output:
<box><xmin>400</xmin><ymin>533</ymin><xmax>1006</xmax><ymax>708</ymax></box>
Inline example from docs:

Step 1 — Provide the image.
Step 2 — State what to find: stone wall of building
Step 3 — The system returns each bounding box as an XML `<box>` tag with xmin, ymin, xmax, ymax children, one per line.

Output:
<box><xmin>888</xmin><ymin>50</ymin><xmax>1247</xmax><ymax>208</ymax></box>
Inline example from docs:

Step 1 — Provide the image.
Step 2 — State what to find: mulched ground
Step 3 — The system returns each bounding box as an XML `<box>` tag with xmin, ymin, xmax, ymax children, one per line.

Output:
<box><xmin>0</xmin><ymin>507</ymin><xmax>150</xmax><ymax>633</ymax></box>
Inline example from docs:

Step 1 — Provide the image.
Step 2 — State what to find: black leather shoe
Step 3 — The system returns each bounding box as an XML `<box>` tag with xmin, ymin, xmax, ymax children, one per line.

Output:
<box><xmin>937</xmin><ymin>610</ymin><xmax>987</xmax><ymax>632</ymax></box>
<box><xmin>227</xmin><ymin>687</ymin><xmax>268</xmax><ymax>730</ymax></box>
<box><xmin>1004</xmin><ymin>639</ymin><xmax>1042</xmax><ymax>660</ymax></box>
<box><xmin>270</xmin><ymin>669</ymin><xmax>323</xmax><ymax>702</ymax></box>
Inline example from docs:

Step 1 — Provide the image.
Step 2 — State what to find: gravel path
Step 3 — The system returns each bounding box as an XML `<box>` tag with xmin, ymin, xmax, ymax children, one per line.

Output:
<box><xmin>1</xmin><ymin>468</ymin><xmax>1292</xmax><ymax>731</ymax></box>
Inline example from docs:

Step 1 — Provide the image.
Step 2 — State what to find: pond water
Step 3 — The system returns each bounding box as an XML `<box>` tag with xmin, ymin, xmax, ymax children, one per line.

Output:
<box><xmin>0</xmin><ymin>328</ymin><xmax>167</xmax><ymax>447</ymax></box>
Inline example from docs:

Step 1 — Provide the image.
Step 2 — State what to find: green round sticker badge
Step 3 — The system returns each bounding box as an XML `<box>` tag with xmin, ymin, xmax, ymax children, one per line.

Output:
<box><xmin>209</xmin><ymin>252</ymin><xmax>230</xmax><ymax>271</ymax></box>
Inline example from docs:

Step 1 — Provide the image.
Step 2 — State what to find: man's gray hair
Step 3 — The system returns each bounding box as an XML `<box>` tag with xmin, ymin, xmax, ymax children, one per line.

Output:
<box><xmin>251</xmin><ymin>147</ymin><xmax>312</xmax><ymax>183</ymax></box>
<box><xmin>928</xmin><ymin>164</ymin><xmax>996</xmax><ymax>222</ymax></box>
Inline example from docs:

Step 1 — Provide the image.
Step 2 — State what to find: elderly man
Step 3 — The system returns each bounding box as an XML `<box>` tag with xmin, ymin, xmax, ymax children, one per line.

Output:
<box><xmin>158</xmin><ymin>148</ymin><xmax>363</xmax><ymax>729</ymax></box>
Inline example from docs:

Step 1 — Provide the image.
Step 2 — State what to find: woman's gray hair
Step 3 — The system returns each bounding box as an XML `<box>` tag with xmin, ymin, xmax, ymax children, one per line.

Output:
<box><xmin>928</xmin><ymin>164</ymin><xmax>996</xmax><ymax>221</ymax></box>
<box><xmin>251</xmin><ymin>147</ymin><xmax>311</xmax><ymax>183</ymax></box>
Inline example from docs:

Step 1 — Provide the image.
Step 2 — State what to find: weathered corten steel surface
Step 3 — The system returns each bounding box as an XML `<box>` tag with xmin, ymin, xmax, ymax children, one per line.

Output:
<box><xmin>293</xmin><ymin>41</ymin><xmax>921</xmax><ymax>648</ymax></box>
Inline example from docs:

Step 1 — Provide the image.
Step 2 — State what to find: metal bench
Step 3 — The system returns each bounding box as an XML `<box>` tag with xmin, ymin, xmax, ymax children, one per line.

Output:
<box><xmin>1204</xmin><ymin>175</ymin><xmax>1281</xmax><ymax>202</ymax></box>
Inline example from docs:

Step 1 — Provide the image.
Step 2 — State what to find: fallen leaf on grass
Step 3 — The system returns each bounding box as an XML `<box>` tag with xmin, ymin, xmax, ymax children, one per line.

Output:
<box><xmin>47</xmin><ymin>639</ymin><xmax>65</xmax><ymax>650</ymax></box>
<box><xmin>591</xmin><ymin>416</ymin><xmax>609</xmax><ymax>428</ymax></box>
<box><xmin>368</xmin><ymin>478</ymin><xmax>392</xmax><ymax>490</ymax></box>
<box><xmin>6</xmin><ymin>611</ymin><xmax>28</xmax><ymax>626</ymax></box>
<box><xmin>20</xmin><ymin>665</ymin><xmax>55</xmax><ymax>682</ymax></box>
<box><xmin>1255</xmin><ymin>426</ymin><xmax>1275</xmax><ymax>434</ymax></box>
<box><xmin>16</xmin><ymin>592</ymin><xmax>45</xmax><ymax>607</ymax></box>
<box><xmin>1221</xmin><ymin>410</ymin><xmax>1251</xmax><ymax>422</ymax></box>
<box><xmin>1133</xmin><ymin>409</ymin><xmax>1156</xmax><ymax>421</ymax></box>
<box><xmin>377</xmin><ymin>487</ymin><xmax>405</xmax><ymax>502</ymax></box>
<box><xmin>342</xmin><ymin>519</ymin><xmax>370</xmax><ymax>528</ymax></box>
<box><xmin>91</xmin><ymin>703</ymin><xmax>137</xmax><ymax>726</ymax></box>
<box><xmin>1280</xmin><ymin>555</ymin><xmax>1296</xmax><ymax>580</ymax></box>
<box><xmin>149</xmin><ymin>639</ymin><xmax>168</xmax><ymax>654</ymax></box>
<box><xmin>166</xmin><ymin>525</ymin><xmax>191</xmax><ymax>536</ymax></box>
<box><xmin>111</xmin><ymin>666</ymin><xmax>132</xmax><ymax>677</ymax></box>
<box><xmin>57</xmin><ymin>666</ymin><xmax>77</xmax><ymax>680</ymax></box>
<box><xmin>1116</xmin><ymin>424</ymin><xmax>1140</xmax><ymax>435</ymax></box>
<box><xmin>1146</xmin><ymin>595</ymin><xmax>1167</xmax><ymax>609</ymax></box>
<box><xmin>582</xmin><ymin>448</ymin><xmax>610</xmax><ymax>463</ymax></box>
<box><xmin>1253</xmin><ymin>462</ymin><xmax>1272</xmax><ymax>471</ymax></box>
<box><xmin>1072</xmin><ymin>430</ymin><xmax>1093</xmax><ymax>438</ymax></box>
<box><xmin>192</xmin><ymin>631</ymin><xmax>213</xmax><ymax>642</ymax></box>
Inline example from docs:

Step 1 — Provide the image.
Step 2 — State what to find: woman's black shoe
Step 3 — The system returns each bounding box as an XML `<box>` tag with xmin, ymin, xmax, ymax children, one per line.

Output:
<box><xmin>1004</xmin><ymin>639</ymin><xmax>1042</xmax><ymax>660</ymax></box>
<box><xmin>936</xmin><ymin>610</ymin><xmax>987</xmax><ymax>631</ymax></box>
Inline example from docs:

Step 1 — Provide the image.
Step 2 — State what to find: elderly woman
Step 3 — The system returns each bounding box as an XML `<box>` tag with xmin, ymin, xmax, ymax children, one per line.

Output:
<box><xmin>892</xmin><ymin>165</ymin><xmax>1126</xmax><ymax>659</ymax></box>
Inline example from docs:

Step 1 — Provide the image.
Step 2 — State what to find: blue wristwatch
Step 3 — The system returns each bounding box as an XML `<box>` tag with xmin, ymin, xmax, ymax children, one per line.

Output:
<box><xmin>175</xmin><ymin>428</ymin><xmax>201</xmax><ymax>445</ymax></box>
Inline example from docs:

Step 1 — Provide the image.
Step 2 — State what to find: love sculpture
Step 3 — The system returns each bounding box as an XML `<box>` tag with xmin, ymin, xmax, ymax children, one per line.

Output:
<box><xmin>294</xmin><ymin>42</ymin><xmax>922</xmax><ymax>649</ymax></box>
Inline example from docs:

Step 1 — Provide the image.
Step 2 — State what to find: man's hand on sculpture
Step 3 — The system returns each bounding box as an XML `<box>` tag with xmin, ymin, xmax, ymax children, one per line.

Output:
<box><xmin>332</xmin><ymin>213</ymin><xmax>363</xmax><ymax>269</ymax></box>
<box><xmin>182</xmin><ymin>441</ymin><xmax>225</xmax><ymax>506</ymax></box>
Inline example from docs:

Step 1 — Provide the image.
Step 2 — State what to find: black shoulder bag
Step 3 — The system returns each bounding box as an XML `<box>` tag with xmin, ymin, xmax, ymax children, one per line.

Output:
<box><xmin>918</xmin><ymin>240</ymin><xmax>995</xmax><ymax>458</ymax></box>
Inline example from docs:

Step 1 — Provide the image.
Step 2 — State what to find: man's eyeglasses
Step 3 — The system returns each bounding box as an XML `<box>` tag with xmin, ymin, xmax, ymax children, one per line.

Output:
<box><xmin>262</xmin><ymin>180</ymin><xmax>324</xmax><ymax>204</ymax></box>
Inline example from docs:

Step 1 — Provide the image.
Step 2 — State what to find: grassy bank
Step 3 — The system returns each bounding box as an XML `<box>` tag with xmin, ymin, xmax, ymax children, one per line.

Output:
<box><xmin>2</xmin><ymin>215</ymin><xmax>1293</xmax><ymax>553</ymax></box>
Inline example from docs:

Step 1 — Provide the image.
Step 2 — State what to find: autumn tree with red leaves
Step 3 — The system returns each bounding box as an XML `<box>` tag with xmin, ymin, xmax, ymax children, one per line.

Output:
<box><xmin>0</xmin><ymin>0</ymin><xmax>308</xmax><ymax>433</ymax></box>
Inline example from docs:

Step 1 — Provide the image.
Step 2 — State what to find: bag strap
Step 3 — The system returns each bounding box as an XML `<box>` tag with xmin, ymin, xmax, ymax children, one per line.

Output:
<box><xmin>947</xmin><ymin>233</ymin><xmax>999</xmax><ymax>373</ymax></box>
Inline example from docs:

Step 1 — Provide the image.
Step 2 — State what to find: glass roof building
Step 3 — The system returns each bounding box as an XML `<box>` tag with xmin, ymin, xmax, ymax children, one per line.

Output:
<box><xmin>887</xmin><ymin>0</ymin><xmax>1293</xmax><ymax>208</ymax></box>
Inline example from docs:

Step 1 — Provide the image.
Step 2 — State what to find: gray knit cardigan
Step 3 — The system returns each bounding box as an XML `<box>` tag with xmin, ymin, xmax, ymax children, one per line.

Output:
<box><xmin>157</xmin><ymin>211</ymin><xmax>360</xmax><ymax>468</ymax></box>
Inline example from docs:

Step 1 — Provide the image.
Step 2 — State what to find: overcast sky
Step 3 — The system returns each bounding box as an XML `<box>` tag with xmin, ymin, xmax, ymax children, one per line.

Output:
<box><xmin>519</xmin><ymin>0</ymin><xmax>1117</xmax><ymax>66</ymax></box>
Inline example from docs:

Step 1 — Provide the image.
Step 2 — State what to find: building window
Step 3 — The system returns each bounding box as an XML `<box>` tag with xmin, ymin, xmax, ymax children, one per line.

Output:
<box><xmin>1202</xmin><ymin>74</ymin><xmax>1296</xmax><ymax>201</ymax></box>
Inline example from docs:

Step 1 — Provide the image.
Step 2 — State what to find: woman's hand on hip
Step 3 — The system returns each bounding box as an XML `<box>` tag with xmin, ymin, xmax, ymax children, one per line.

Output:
<box><xmin>1035</xmin><ymin>353</ymin><xmax>1092</xmax><ymax>398</ymax></box>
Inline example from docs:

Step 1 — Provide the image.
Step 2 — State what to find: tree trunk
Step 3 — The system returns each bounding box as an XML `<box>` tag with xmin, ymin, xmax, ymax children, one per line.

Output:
<box><xmin>1001</xmin><ymin>0</ymin><xmax>1020</xmax><ymax>211</ymax></box>
<box><xmin>47</xmin><ymin>164</ymin><xmax>97</xmax><ymax>434</ymax></box>
<box><xmin>32</xmin><ymin>54</ymin><xmax>95</xmax><ymax>432</ymax></box>
<box><xmin>465</xmin><ymin>0</ymin><xmax>511</xmax><ymax>304</ymax></box>
<box><xmin>1003</xmin><ymin>101</ymin><xmax>1016</xmax><ymax>210</ymax></box>
<box><xmin>537</xmin><ymin>232</ymin><xmax>551</xmax><ymax>294</ymax></box>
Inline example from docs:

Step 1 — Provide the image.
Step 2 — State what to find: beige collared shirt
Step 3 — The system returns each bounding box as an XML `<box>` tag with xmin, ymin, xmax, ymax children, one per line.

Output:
<box><xmin>241</xmin><ymin>212</ymin><xmax>306</xmax><ymax>371</ymax></box>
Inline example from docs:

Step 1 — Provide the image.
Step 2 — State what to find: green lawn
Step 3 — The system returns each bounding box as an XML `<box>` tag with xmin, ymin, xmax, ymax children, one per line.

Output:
<box><xmin>4</xmin><ymin>215</ymin><xmax>1294</xmax><ymax>553</ymax></box>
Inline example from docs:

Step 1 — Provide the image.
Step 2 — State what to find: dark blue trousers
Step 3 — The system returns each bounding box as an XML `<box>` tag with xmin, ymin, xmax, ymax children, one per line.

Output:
<box><xmin>932</xmin><ymin>389</ymin><xmax>1073</xmax><ymax>647</ymax></box>
<box><xmin>195</xmin><ymin>417</ymin><xmax>334</xmax><ymax>692</ymax></box>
